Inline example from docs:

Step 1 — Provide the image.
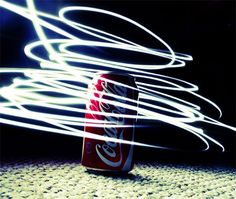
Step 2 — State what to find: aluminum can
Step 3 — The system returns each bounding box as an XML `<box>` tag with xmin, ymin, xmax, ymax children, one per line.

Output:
<box><xmin>81</xmin><ymin>72</ymin><xmax>139</xmax><ymax>172</ymax></box>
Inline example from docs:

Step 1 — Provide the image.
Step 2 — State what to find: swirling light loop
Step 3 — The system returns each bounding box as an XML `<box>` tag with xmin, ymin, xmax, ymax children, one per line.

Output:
<box><xmin>0</xmin><ymin>0</ymin><xmax>235</xmax><ymax>152</ymax></box>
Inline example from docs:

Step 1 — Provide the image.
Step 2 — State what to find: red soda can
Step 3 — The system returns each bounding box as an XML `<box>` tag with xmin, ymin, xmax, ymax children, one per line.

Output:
<box><xmin>82</xmin><ymin>72</ymin><xmax>139</xmax><ymax>173</ymax></box>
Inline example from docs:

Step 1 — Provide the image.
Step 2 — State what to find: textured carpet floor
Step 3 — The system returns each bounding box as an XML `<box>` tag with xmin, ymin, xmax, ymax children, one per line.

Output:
<box><xmin>0</xmin><ymin>160</ymin><xmax>235</xmax><ymax>199</ymax></box>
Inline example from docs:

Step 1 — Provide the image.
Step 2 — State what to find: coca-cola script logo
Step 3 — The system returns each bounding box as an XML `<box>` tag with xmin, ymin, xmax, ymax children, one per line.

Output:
<box><xmin>89</xmin><ymin>80</ymin><xmax>127</xmax><ymax>167</ymax></box>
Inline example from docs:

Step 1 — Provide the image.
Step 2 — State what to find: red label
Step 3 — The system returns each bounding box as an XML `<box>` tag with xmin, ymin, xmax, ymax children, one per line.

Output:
<box><xmin>82</xmin><ymin>75</ymin><xmax>137</xmax><ymax>172</ymax></box>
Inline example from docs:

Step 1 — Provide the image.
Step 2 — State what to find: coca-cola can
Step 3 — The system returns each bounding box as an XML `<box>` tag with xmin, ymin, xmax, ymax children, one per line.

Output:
<box><xmin>82</xmin><ymin>72</ymin><xmax>139</xmax><ymax>173</ymax></box>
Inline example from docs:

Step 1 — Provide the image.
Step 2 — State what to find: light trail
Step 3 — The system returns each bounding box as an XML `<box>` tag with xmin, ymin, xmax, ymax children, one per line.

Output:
<box><xmin>0</xmin><ymin>0</ymin><xmax>235</xmax><ymax>152</ymax></box>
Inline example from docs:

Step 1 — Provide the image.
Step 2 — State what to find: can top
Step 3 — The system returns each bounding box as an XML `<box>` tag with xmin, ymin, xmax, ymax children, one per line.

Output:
<box><xmin>95</xmin><ymin>71</ymin><xmax>134</xmax><ymax>79</ymax></box>
<box><xmin>93</xmin><ymin>71</ymin><xmax>137</xmax><ymax>89</ymax></box>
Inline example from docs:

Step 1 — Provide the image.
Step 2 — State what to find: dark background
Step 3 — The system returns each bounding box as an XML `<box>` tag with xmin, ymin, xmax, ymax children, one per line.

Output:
<box><xmin>0</xmin><ymin>0</ymin><xmax>235</xmax><ymax>166</ymax></box>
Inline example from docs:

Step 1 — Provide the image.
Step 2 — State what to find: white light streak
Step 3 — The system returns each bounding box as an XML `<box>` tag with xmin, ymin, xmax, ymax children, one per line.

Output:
<box><xmin>0</xmin><ymin>0</ymin><xmax>235</xmax><ymax>152</ymax></box>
